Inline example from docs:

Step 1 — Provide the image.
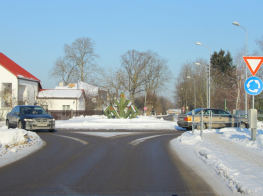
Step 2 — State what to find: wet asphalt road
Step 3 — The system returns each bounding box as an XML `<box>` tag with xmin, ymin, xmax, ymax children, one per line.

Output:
<box><xmin>0</xmin><ymin>129</ymin><xmax>216</xmax><ymax>196</ymax></box>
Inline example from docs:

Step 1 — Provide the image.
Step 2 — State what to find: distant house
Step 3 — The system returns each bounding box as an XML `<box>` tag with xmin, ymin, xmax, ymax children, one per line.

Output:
<box><xmin>55</xmin><ymin>81</ymin><xmax>108</xmax><ymax>109</ymax></box>
<box><xmin>0</xmin><ymin>53</ymin><xmax>41</xmax><ymax>116</ymax></box>
<box><xmin>37</xmin><ymin>89</ymin><xmax>85</xmax><ymax>111</ymax></box>
<box><xmin>36</xmin><ymin>82</ymin><xmax>106</xmax><ymax>120</ymax></box>
<box><xmin>167</xmin><ymin>109</ymin><xmax>181</xmax><ymax>114</ymax></box>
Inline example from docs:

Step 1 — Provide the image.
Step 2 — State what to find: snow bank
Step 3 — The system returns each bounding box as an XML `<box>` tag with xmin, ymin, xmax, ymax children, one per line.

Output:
<box><xmin>0</xmin><ymin>126</ymin><xmax>43</xmax><ymax>168</ymax></box>
<box><xmin>56</xmin><ymin>115</ymin><xmax>178</xmax><ymax>130</ymax></box>
<box><xmin>170</xmin><ymin>126</ymin><xmax>263</xmax><ymax>196</ymax></box>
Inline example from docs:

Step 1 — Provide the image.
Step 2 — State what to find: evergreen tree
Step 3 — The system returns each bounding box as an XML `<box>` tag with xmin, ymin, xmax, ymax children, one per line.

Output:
<box><xmin>210</xmin><ymin>49</ymin><xmax>237</xmax><ymax>110</ymax></box>
<box><xmin>211</xmin><ymin>49</ymin><xmax>235</xmax><ymax>74</ymax></box>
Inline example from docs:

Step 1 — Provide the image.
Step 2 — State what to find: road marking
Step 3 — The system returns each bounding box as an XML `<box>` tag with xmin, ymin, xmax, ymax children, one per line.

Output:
<box><xmin>76</xmin><ymin>132</ymin><xmax>142</xmax><ymax>138</ymax></box>
<box><xmin>53</xmin><ymin>134</ymin><xmax>88</xmax><ymax>145</ymax></box>
<box><xmin>129</xmin><ymin>134</ymin><xmax>174</xmax><ymax>146</ymax></box>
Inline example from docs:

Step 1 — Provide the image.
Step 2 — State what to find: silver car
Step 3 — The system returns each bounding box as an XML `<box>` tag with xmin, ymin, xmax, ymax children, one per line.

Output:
<box><xmin>177</xmin><ymin>108</ymin><xmax>249</xmax><ymax>130</ymax></box>
<box><xmin>6</xmin><ymin>105</ymin><xmax>55</xmax><ymax>132</ymax></box>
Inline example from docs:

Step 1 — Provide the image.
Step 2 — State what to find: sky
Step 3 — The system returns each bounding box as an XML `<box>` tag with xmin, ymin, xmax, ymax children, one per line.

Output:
<box><xmin>1</xmin><ymin>116</ymin><xmax>263</xmax><ymax>195</ymax></box>
<box><xmin>1</xmin><ymin>0</ymin><xmax>262</xmax><ymax>97</ymax></box>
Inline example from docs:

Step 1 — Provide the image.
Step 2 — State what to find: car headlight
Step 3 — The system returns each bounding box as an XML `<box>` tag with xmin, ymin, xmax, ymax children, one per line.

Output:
<box><xmin>50</xmin><ymin>119</ymin><xmax>55</xmax><ymax>121</ymax></box>
<box><xmin>24</xmin><ymin>119</ymin><xmax>33</xmax><ymax>122</ymax></box>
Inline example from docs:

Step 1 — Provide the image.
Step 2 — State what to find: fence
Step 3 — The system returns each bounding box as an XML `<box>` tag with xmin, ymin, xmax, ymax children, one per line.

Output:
<box><xmin>47</xmin><ymin>109</ymin><xmax>104</xmax><ymax>120</ymax></box>
<box><xmin>191</xmin><ymin>110</ymin><xmax>248</xmax><ymax>138</ymax></box>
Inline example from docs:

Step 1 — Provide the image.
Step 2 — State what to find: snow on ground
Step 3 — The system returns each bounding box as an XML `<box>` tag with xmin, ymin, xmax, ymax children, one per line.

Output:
<box><xmin>170</xmin><ymin>122</ymin><xmax>263</xmax><ymax>196</ymax></box>
<box><xmin>55</xmin><ymin>115</ymin><xmax>180</xmax><ymax>130</ymax></box>
<box><xmin>0</xmin><ymin>124</ymin><xmax>43</xmax><ymax>168</ymax></box>
<box><xmin>1</xmin><ymin>115</ymin><xmax>263</xmax><ymax>195</ymax></box>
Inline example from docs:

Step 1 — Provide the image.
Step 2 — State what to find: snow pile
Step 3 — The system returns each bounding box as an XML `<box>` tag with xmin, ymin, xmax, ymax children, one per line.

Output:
<box><xmin>170</xmin><ymin>125</ymin><xmax>263</xmax><ymax>196</ymax></box>
<box><xmin>0</xmin><ymin>126</ymin><xmax>43</xmax><ymax>168</ymax></box>
<box><xmin>56</xmin><ymin>115</ymin><xmax>179</xmax><ymax>130</ymax></box>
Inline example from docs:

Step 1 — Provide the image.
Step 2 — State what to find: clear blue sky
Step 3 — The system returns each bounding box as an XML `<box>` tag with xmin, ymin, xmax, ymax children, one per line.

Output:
<box><xmin>0</xmin><ymin>0</ymin><xmax>262</xmax><ymax>94</ymax></box>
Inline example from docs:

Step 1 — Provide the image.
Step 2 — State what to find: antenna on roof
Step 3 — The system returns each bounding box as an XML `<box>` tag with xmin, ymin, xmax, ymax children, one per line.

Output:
<box><xmin>77</xmin><ymin>80</ymin><xmax>79</xmax><ymax>89</ymax></box>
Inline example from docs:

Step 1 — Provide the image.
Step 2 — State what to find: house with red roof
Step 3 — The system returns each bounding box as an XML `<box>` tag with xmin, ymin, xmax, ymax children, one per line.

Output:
<box><xmin>0</xmin><ymin>53</ymin><xmax>42</xmax><ymax>113</ymax></box>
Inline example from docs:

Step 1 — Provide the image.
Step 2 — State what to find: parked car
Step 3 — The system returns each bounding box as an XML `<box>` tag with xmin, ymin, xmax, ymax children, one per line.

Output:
<box><xmin>6</xmin><ymin>105</ymin><xmax>55</xmax><ymax>132</ymax></box>
<box><xmin>177</xmin><ymin>108</ymin><xmax>249</xmax><ymax>130</ymax></box>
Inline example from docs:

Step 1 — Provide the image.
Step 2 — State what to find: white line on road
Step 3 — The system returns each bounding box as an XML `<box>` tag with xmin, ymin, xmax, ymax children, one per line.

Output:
<box><xmin>129</xmin><ymin>134</ymin><xmax>174</xmax><ymax>146</ymax></box>
<box><xmin>53</xmin><ymin>134</ymin><xmax>88</xmax><ymax>145</ymax></box>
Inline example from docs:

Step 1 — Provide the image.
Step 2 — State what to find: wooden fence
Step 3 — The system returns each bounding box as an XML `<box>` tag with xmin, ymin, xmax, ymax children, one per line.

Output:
<box><xmin>47</xmin><ymin>110</ymin><xmax>104</xmax><ymax>120</ymax></box>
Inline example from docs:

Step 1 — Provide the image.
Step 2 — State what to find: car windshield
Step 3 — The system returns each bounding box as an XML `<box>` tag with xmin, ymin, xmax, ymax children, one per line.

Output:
<box><xmin>185</xmin><ymin>108</ymin><xmax>202</xmax><ymax>115</ymax></box>
<box><xmin>20</xmin><ymin>106</ymin><xmax>48</xmax><ymax>115</ymax></box>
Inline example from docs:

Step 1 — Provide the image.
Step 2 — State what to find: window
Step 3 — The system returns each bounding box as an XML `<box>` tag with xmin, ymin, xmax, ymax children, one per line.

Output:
<box><xmin>42</xmin><ymin>105</ymin><xmax>48</xmax><ymax>111</ymax></box>
<box><xmin>11</xmin><ymin>106</ymin><xmax>18</xmax><ymax>114</ymax></box>
<box><xmin>62</xmin><ymin>105</ymin><xmax>70</xmax><ymax>110</ymax></box>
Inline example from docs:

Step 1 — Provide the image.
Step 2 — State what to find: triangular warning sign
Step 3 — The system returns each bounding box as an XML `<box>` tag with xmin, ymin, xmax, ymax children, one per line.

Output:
<box><xmin>243</xmin><ymin>56</ymin><xmax>263</xmax><ymax>76</ymax></box>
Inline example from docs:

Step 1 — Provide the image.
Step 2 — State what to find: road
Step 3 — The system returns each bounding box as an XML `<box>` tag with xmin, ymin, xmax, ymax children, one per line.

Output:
<box><xmin>0</xmin><ymin>129</ymin><xmax>216</xmax><ymax>196</ymax></box>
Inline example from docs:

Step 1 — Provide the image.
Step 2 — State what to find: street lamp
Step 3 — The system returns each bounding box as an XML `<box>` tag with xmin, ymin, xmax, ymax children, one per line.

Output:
<box><xmin>187</xmin><ymin>76</ymin><xmax>196</xmax><ymax>109</ymax></box>
<box><xmin>195</xmin><ymin>62</ymin><xmax>208</xmax><ymax>108</ymax></box>
<box><xmin>181</xmin><ymin>88</ymin><xmax>187</xmax><ymax>112</ymax></box>
<box><xmin>196</xmin><ymin>42</ymin><xmax>211</xmax><ymax>108</ymax></box>
<box><xmin>233</xmin><ymin>21</ymin><xmax>248</xmax><ymax>112</ymax></box>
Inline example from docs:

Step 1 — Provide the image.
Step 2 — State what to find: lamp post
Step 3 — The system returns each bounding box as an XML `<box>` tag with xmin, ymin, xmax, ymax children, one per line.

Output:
<box><xmin>195</xmin><ymin>62</ymin><xmax>208</xmax><ymax>108</ymax></box>
<box><xmin>187</xmin><ymin>76</ymin><xmax>196</xmax><ymax>109</ymax></box>
<box><xmin>196</xmin><ymin>42</ymin><xmax>211</xmax><ymax>108</ymax></box>
<box><xmin>233</xmin><ymin>21</ymin><xmax>248</xmax><ymax>112</ymax></box>
<box><xmin>181</xmin><ymin>88</ymin><xmax>187</xmax><ymax>112</ymax></box>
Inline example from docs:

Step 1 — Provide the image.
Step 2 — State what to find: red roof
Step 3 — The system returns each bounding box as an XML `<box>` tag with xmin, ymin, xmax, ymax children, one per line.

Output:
<box><xmin>0</xmin><ymin>53</ymin><xmax>40</xmax><ymax>81</ymax></box>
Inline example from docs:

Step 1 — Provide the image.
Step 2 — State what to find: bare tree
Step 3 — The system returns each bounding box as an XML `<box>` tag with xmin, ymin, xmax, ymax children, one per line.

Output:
<box><xmin>121</xmin><ymin>50</ymin><xmax>149</xmax><ymax>101</ymax></box>
<box><xmin>233</xmin><ymin>48</ymin><xmax>246</xmax><ymax>110</ymax></box>
<box><xmin>99</xmin><ymin>68</ymin><xmax>125</xmax><ymax>105</ymax></box>
<box><xmin>49</xmin><ymin>57</ymin><xmax>78</xmax><ymax>85</ymax></box>
<box><xmin>65</xmin><ymin>37</ymin><xmax>101</xmax><ymax>83</ymax></box>
<box><xmin>121</xmin><ymin>50</ymin><xmax>171</xmax><ymax>102</ymax></box>
<box><xmin>174</xmin><ymin>59</ymin><xmax>207</xmax><ymax>111</ymax></box>
<box><xmin>50</xmin><ymin>37</ymin><xmax>101</xmax><ymax>84</ymax></box>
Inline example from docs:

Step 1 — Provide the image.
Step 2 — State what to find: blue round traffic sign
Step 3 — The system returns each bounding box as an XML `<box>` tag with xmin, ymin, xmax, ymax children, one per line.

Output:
<box><xmin>244</xmin><ymin>76</ymin><xmax>263</xmax><ymax>95</ymax></box>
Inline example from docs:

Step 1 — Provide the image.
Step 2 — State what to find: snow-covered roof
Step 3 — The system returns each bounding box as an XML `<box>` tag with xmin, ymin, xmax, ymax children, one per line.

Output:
<box><xmin>0</xmin><ymin>53</ymin><xmax>40</xmax><ymax>82</ymax></box>
<box><xmin>38</xmin><ymin>89</ymin><xmax>84</xmax><ymax>99</ymax></box>
<box><xmin>55</xmin><ymin>81</ymin><xmax>99</xmax><ymax>96</ymax></box>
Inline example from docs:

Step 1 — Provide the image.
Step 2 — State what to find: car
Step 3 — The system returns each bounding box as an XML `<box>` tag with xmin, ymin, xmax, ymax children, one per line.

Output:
<box><xmin>177</xmin><ymin>108</ymin><xmax>249</xmax><ymax>130</ymax></box>
<box><xmin>6</xmin><ymin>105</ymin><xmax>55</xmax><ymax>132</ymax></box>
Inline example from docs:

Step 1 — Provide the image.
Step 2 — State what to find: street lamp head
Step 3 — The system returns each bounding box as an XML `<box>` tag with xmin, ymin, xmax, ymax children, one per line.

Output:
<box><xmin>187</xmin><ymin>76</ymin><xmax>191</xmax><ymax>79</ymax></box>
<box><xmin>195</xmin><ymin>63</ymin><xmax>201</xmax><ymax>65</ymax></box>
<box><xmin>196</xmin><ymin>42</ymin><xmax>202</xmax><ymax>45</ymax></box>
<box><xmin>233</xmin><ymin>21</ymin><xmax>240</xmax><ymax>26</ymax></box>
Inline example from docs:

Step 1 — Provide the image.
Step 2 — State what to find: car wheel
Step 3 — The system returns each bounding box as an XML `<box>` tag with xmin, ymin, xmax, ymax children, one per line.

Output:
<box><xmin>197</xmin><ymin>123</ymin><xmax>206</xmax><ymax>130</ymax></box>
<box><xmin>6</xmin><ymin>120</ymin><xmax>10</xmax><ymax>129</ymax></box>
<box><xmin>240</xmin><ymin>122</ymin><xmax>247</xmax><ymax>128</ymax></box>
<box><xmin>18</xmin><ymin>121</ymin><xmax>23</xmax><ymax>129</ymax></box>
<box><xmin>49</xmin><ymin>129</ymin><xmax>55</xmax><ymax>132</ymax></box>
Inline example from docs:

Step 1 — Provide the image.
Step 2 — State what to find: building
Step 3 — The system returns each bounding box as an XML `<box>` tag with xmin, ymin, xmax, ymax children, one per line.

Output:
<box><xmin>55</xmin><ymin>81</ymin><xmax>108</xmax><ymax>109</ymax></box>
<box><xmin>0</xmin><ymin>53</ymin><xmax>41</xmax><ymax>119</ymax></box>
<box><xmin>37</xmin><ymin>89</ymin><xmax>85</xmax><ymax>111</ymax></box>
<box><xmin>36</xmin><ymin>82</ymin><xmax>106</xmax><ymax>120</ymax></box>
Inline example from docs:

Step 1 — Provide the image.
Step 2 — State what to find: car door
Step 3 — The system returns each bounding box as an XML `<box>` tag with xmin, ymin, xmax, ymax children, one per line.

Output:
<box><xmin>8</xmin><ymin>106</ymin><xmax>18</xmax><ymax>127</ymax></box>
<box><xmin>216</xmin><ymin>109</ymin><xmax>233</xmax><ymax>128</ymax></box>
<box><xmin>201</xmin><ymin>109</ymin><xmax>221</xmax><ymax>128</ymax></box>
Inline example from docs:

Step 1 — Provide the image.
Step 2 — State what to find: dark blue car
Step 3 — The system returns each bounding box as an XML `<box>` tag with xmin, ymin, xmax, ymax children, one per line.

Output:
<box><xmin>6</xmin><ymin>105</ymin><xmax>55</xmax><ymax>132</ymax></box>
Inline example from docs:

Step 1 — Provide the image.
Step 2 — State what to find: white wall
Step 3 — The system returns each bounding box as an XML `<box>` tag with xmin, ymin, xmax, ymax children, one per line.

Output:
<box><xmin>18</xmin><ymin>79</ymin><xmax>38</xmax><ymax>105</ymax></box>
<box><xmin>0</xmin><ymin>65</ymin><xmax>39</xmax><ymax>109</ymax></box>
<box><xmin>38</xmin><ymin>97</ymin><xmax>85</xmax><ymax>110</ymax></box>
<box><xmin>0</xmin><ymin>65</ymin><xmax>18</xmax><ymax>108</ymax></box>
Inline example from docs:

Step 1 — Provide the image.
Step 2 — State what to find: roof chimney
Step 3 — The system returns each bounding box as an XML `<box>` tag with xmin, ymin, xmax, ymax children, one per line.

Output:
<box><xmin>59</xmin><ymin>82</ymin><xmax>63</xmax><ymax>87</ymax></box>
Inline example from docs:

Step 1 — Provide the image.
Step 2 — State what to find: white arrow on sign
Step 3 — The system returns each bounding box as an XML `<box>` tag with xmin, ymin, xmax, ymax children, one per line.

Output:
<box><xmin>246</xmin><ymin>79</ymin><xmax>260</xmax><ymax>93</ymax></box>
